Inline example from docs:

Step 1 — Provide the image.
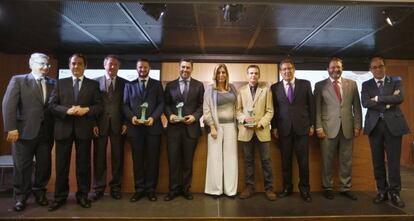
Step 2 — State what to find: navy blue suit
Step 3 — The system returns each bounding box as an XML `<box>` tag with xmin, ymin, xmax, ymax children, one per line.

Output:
<box><xmin>123</xmin><ymin>78</ymin><xmax>164</xmax><ymax>193</ymax></box>
<box><xmin>361</xmin><ymin>76</ymin><xmax>409</xmax><ymax>195</ymax></box>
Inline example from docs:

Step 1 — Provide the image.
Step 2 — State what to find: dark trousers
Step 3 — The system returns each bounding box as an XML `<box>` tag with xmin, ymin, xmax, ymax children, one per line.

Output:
<box><xmin>12</xmin><ymin>124</ymin><xmax>52</xmax><ymax>202</ymax></box>
<box><xmin>167</xmin><ymin>125</ymin><xmax>198</xmax><ymax>193</ymax></box>
<box><xmin>279</xmin><ymin>133</ymin><xmax>310</xmax><ymax>193</ymax></box>
<box><xmin>241</xmin><ymin>134</ymin><xmax>273</xmax><ymax>191</ymax></box>
<box><xmin>93</xmin><ymin>124</ymin><xmax>124</xmax><ymax>193</ymax></box>
<box><xmin>369</xmin><ymin>119</ymin><xmax>402</xmax><ymax>195</ymax></box>
<box><xmin>129</xmin><ymin>133</ymin><xmax>161</xmax><ymax>193</ymax></box>
<box><xmin>54</xmin><ymin>135</ymin><xmax>91</xmax><ymax>201</ymax></box>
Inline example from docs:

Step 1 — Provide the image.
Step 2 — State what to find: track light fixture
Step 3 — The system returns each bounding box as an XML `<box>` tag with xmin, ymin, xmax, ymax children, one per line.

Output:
<box><xmin>142</xmin><ymin>3</ymin><xmax>166</xmax><ymax>21</ymax></box>
<box><xmin>382</xmin><ymin>10</ymin><xmax>394</xmax><ymax>26</ymax></box>
<box><xmin>222</xmin><ymin>4</ymin><xmax>245</xmax><ymax>22</ymax></box>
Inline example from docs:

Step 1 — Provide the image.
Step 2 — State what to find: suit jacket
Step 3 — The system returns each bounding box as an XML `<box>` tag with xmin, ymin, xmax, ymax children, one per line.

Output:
<box><xmin>2</xmin><ymin>73</ymin><xmax>55</xmax><ymax>141</ymax></box>
<box><xmin>164</xmin><ymin>78</ymin><xmax>204</xmax><ymax>139</ymax></box>
<box><xmin>94</xmin><ymin>76</ymin><xmax>126</xmax><ymax>135</ymax></box>
<box><xmin>314</xmin><ymin>78</ymin><xmax>362</xmax><ymax>139</ymax></box>
<box><xmin>361</xmin><ymin>76</ymin><xmax>410</xmax><ymax>136</ymax></box>
<box><xmin>49</xmin><ymin>77</ymin><xmax>102</xmax><ymax>140</ymax></box>
<box><xmin>123</xmin><ymin>78</ymin><xmax>164</xmax><ymax>136</ymax></box>
<box><xmin>236</xmin><ymin>82</ymin><xmax>274</xmax><ymax>142</ymax></box>
<box><xmin>271</xmin><ymin>78</ymin><xmax>315</xmax><ymax>136</ymax></box>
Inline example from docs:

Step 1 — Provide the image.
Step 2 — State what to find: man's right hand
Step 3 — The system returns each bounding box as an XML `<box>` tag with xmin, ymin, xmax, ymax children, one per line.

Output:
<box><xmin>169</xmin><ymin>114</ymin><xmax>178</xmax><ymax>124</ymax></box>
<box><xmin>272</xmin><ymin>129</ymin><xmax>279</xmax><ymax>139</ymax></box>
<box><xmin>6</xmin><ymin>131</ymin><xmax>19</xmax><ymax>142</ymax></box>
<box><xmin>132</xmin><ymin>116</ymin><xmax>140</xmax><ymax>125</ymax></box>
<box><xmin>316</xmin><ymin>128</ymin><xmax>326</xmax><ymax>139</ymax></box>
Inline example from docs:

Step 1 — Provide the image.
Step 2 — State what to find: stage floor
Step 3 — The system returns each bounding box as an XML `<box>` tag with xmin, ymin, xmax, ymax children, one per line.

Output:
<box><xmin>0</xmin><ymin>167</ymin><xmax>413</xmax><ymax>220</ymax></box>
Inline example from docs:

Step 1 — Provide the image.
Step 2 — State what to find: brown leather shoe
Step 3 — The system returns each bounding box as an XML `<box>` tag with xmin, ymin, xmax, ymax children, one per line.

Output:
<box><xmin>239</xmin><ymin>186</ymin><xmax>254</xmax><ymax>199</ymax></box>
<box><xmin>265</xmin><ymin>189</ymin><xmax>277</xmax><ymax>201</ymax></box>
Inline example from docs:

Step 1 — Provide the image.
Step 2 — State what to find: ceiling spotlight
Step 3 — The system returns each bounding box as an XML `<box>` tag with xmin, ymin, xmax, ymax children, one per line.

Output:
<box><xmin>142</xmin><ymin>3</ymin><xmax>166</xmax><ymax>21</ymax></box>
<box><xmin>222</xmin><ymin>4</ymin><xmax>245</xmax><ymax>22</ymax></box>
<box><xmin>382</xmin><ymin>10</ymin><xmax>394</xmax><ymax>26</ymax></box>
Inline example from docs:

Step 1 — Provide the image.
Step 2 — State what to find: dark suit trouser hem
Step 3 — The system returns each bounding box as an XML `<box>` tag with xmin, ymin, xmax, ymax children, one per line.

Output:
<box><xmin>368</xmin><ymin>119</ymin><xmax>402</xmax><ymax>194</ymax></box>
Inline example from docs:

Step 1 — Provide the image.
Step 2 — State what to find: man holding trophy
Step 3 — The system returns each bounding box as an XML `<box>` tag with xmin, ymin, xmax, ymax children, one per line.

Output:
<box><xmin>122</xmin><ymin>58</ymin><xmax>164</xmax><ymax>202</ymax></box>
<box><xmin>236</xmin><ymin>64</ymin><xmax>276</xmax><ymax>201</ymax></box>
<box><xmin>164</xmin><ymin>58</ymin><xmax>205</xmax><ymax>201</ymax></box>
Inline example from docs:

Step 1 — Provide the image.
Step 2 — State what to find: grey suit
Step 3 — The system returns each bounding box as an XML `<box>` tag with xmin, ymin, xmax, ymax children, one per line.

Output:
<box><xmin>2</xmin><ymin>73</ymin><xmax>55</xmax><ymax>202</ymax></box>
<box><xmin>93</xmin><ymin>76</ymin><xmax>126</xmax><ymax>193</ymax></box>
<box><xmin>314</xmin><ymin>77</ymin><xmax>362</xmax><ymax>191</ymax></box>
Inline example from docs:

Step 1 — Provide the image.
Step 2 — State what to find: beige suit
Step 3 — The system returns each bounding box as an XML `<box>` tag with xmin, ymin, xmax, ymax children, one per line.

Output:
<box><xmin>314</xmin><ymin>77</ymin><xmax>362</xmax><ymax>191</ymax></box>
<box><xmin>236</xmin><ymin>82</ymin><xmax>274</xmax><ymax>142</ymax></box>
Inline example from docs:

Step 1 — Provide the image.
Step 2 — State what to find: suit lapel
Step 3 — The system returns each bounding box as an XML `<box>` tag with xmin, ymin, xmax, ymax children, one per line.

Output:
<box><xmin>99</xmin><ymin>76</ymin><xmax>107</xmax><ymax>92</ymax></box>
<box><xmin>325</xmin><ymin>79</ymin><xmax>340</xmax><ymax>103</ymax></box>
<box><xmin>172</xmin><ymin>79</ymin><xmax>184</xmax><ymax>102</ymax></box>
<box><xmin>44</xmin><ymin>77</ymin><xmax>54</xmax><ymax>104</ymax></box>
<box><xmin>277</xmin><ymin>82</ymin><xmax>289</xmax><ymax>103</ymax></box>
<box><xmin>26</xmin><ymin>74</ymin><xmax>43</xmax><ymax>104</ymax></box>
<box><xmin>341</xmin><ymin>79</ymin><xmax>349</xmax><ymax>103</ymax></box>
<box><xmin>383</xmin><ymin>76</ymin><xmax>393</xmax><ymax>95</ymax></box>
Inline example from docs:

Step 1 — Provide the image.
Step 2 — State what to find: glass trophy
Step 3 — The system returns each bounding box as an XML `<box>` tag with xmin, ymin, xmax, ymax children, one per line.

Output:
<box><xmin>244</xmin><ymin>108</ymin><xmax>256</xmax><ymax>127</ymax></box>
<box><xmin>139</xmin><ymin>102</ymin><xmax>149</xmax><ymax>123</ymax></box>
<box><xmin>174</xmin><ymin>102</ymin><xmax>185</xmax><ymax>122</ymax></box>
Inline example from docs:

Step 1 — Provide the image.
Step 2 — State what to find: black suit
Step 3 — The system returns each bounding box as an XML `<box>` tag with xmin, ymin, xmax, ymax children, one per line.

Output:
<box><xmin>123</xmin><ymin>78</ymin><xmax>164</xmax><ymax>193</ymax></box>
<box><xmin>164</xmin><ymin>78</ymin><xmax>204</xmax><ymax>193</ymax></box>
<box><xmin>271</xmin><ymin>78</ymin><xmax>314</xmax><ymax>193</ymax></box>
<box><xmin>93</xmin><ymin>76</ymin><xmax>126</xmax><ymax>193</ymax></box>
<box><xmin>2</xmin><ymin>73</ymin><xmax>55</xmax><ymax>202</ymax></box>
<box><xmin>361</xmin><ymin>76</ymin><xmax>410</xmax><ymax>195</ymax></box>
<box><xmin>49</xmin><ymin>76</ymin><xmax>102</xmax><ymax>201</ymax></box>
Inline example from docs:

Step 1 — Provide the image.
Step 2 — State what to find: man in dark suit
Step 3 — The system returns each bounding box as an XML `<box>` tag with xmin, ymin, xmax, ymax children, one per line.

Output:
<box><xmin>271</xmin><ymin>58</ymin><xmax>314</xmax><ymax>202</ymax></box>
<box><xmin>2</xmin><ymin>53</ymin><xmax>55</xmax><ymax>212</ymax></box>
<box><xmin>164</xmin><ymin>58</ymin><xmax>204</xmax><ymax>201</ymax></box>
<box><xmin>361</xmin><ymin>57</ymin><xmax>410</xmax><ymax>208</ymax></box>
<box><xmin>123</xmin><ymin>58</ymin><xmax>164</xmax><ymax>202</ymax></box>
<box><xmin>314</xmin><ymin>57</ymin><xmax>362</xmax><ymax>201</ymax></box>
<box><xmin>48</xmin><ymin>54</ymin><xmax>102</xmax><ymax>211</ymax></box>
<box><xmin>92</xmin><ymin>55</ymin><xmax>127</xmax><ymax>201</ymax></box>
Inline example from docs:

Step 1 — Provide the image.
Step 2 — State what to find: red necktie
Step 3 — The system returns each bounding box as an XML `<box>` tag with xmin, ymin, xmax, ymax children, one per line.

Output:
<box><xmin>333</xmin><ymin>80</ymin><xmax>341</xmax><ymax>102</ymax></box>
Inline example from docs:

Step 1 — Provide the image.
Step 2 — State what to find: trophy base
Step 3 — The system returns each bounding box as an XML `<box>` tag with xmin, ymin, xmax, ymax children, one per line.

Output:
<box><xmin>138</xmin><ymin>119</ymin><xmax>149</xmax><ymax>124</ymax></box>
<box><xmin>173</xmin><ymin>117</ymin><xmax>185</xmax><ymax>122</ymax></box>
<box><xmin>244</xmin><ymin>122</ymin><xmax>256</xmax><ymax>128</ymax></box>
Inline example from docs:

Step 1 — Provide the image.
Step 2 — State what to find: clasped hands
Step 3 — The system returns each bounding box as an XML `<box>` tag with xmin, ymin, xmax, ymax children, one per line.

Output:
<box><xmin>168</xmin><ymin>114</ymin><xmax>195</xmax><ymax>125</ymax></box>
<box><xmin>132</xmin><ymin>116</ymin><xmax>154</xmax><ymax>126</ymax></box>
<box><xmin>66</xmin><ymin>105</ymin><xmax>89</xmax><ymax>116</ymax></box>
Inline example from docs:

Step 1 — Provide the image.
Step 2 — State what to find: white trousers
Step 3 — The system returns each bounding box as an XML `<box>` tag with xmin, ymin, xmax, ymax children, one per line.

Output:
<box><xmin>204</xmin><ymin>123</ymin><xmax>238</xmax><ymax>196</ymax></box>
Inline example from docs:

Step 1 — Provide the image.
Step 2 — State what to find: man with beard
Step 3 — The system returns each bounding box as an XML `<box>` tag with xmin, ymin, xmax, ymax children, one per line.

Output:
<box><xmin>314</xmin><ymin>57</ymin><xmax>362</xmax><ymax>201</ymax></box>
<box><xmin>123</xmin><ymin>58</ymin><xmax>164</xmax><ymax>202</ymax></box>
<box><xmin>164</xmin><ymin>58</ymin><xmax>204</xmax><ymax>201</ymax></box>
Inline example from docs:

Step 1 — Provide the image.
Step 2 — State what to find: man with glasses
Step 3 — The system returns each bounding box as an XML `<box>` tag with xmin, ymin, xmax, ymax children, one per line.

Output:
<box><xmin>2</xmin><ymin>53</ymin><xmax>56</xmax><ymax>212</ymax></box>
<box><xmin>361</xmin><ymin>57</ymin><xmax>410</xmax><ymax>208</ymax></box>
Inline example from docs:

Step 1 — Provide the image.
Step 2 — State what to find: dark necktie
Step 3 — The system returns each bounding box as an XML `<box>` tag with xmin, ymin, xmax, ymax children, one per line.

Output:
<box><xmin>73</xmin><ymin>78</ymin><xmax>80</xmax><ymax>101</ymax></box>
<box><xmin>378</xmin><ymin>80</ymin><xmax>384</xmax><ymax>95</ymax></box>
<box><xmin>182</xmin><ymin>80</ymin><xmax>189</xmax><ymax>101</ymax></box>
<box><xmin>250</xmin><ymin>85</ymin><xmax>257</xmax><ymax>100</ymax></box>
<box><xmin>333</xmin><ymin>80</ymin><xmax>342</xmax><ymax>102</ymax></box>
<box><xmin>37</xmin><ymin>78</ymin><xmax>45</xmax><ymax>104</ymax></box>
<box><xmin>140</xmin><ymin>79</ymin><xmax>146</xmax><ymax>94</ymax></box>
<box><xmin>108</xmin><ymin>79</ymin><xmax>114</xmax><ymax>100</ymax></box>
<box><xmin>287</xmin><ymin>82</ymin><xmax>293</xmax><ymax>103</ymax></box>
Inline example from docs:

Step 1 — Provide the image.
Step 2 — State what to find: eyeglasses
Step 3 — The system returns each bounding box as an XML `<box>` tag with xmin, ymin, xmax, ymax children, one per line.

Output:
<box><xmin>370</xmin><ymin>64</ymin><xmax>384</xmax><ymax>70</ymax></box>
<box><xmin>34</xmin><ymin>61</ymin><xmax>51</xmax><ymax>68</ymax></box>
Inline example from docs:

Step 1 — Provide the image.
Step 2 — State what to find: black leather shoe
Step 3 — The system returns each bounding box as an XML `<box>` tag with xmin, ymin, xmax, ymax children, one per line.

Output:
<box><xmin>300</xmin><ymin>192</ymin><xmax>312</xmax><ymax>202</ymax></box>
<box><xmin>390</xmin><ymin>193</ymin><xmax>405</xmax><ymax>208</ymax></box>
<box><xmin>373</xmin><ymin>193</ymin><xmax>388</xmax><ymax>204</ymax></box>
<box><xmin>340</xmin><ymin>191</ymin><xmax>357</xmax><ymax>200</ymax></box>
<box><xmin>130</xmin><ymin>192</ymin><xmax>145</xmax><ymax>202</ymax></box>
<box><xmin>323</xmin><ymin>190</ymin><xmax>334</xmax><ymax>200</ymax></box>
<box><xmin>13</xmin><ymin>201</ymin><xmax>25</xmax><ymax>212</ymax></box>
<box><xmin>110</xmin><ymin>191</ymin><xmax>122</xmax><ymax>200</ymax></box>
<box><xmin>183</xmin><ymin>191</ymin><xmax>193</xmax><ymax>200</ymax></box>
<box><xmin>76</xmin><ymin>197</ymin><xmax>92</xmax><ymax>208</ymax></box>
<box><xmin>147</xmin><ymin>192</ymin><xmax>157</xmax><ymax>201</ymax></box>
<box><xmin>277</xmin><ymin>189</ymin><xmax>292</xmax><ymax>198</ymax></box>
<box><xmin>35</xmin><ymin>194</ymin><xmax>49</xmax><ymax>206</ymax></box>
<box><xmin>164</xmin><ymin>192</ymin><xmax>178</xmax><ymax>201</ymax></box>
<box><xmin>48</xmin><ymin>200</ymin><xmax>66</xmax><ymax>212</ymax></box>
<box><xmin>91</xmin><ymin>192</ymin><xmax>104</xmax><ymax>202</ymax></box>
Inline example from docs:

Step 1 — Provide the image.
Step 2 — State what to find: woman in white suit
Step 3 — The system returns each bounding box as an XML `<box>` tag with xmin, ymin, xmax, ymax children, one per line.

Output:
<box><xmin>203</xmin><ymin>64</ymin><xmax>238</xmax><ymax>198</ymax></box>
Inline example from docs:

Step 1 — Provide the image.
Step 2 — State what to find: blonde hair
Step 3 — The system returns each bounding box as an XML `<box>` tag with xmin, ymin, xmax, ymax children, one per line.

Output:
<box><xmin>212</xmin><ymin>63</ymin><xmax>230</xmax><ymax>91</ymax></box>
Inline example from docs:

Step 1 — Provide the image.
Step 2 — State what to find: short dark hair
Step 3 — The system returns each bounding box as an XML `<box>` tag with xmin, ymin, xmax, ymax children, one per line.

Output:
<box><xmin>369</xmin><ymin>56</ymin><xmax>386</xmax><ymax>66</ymax></box>
<box><xmin>279</xmin><ymin>58</ymin><xmax>295</xmax><ymax>69</ymax></box>
<box><xmin>179</xmin><ymin>58</ymin><xmax>193</xmax><ymax>67</ymax></box>
<box><xmin>69</xmin><ymin>53</ymin><xmax>87</xmax><ymax>66</ymax></box>
<box><xmin>137</xmin><ymin>58</ymin><xmax>150</xmax><ymax>64</ymax></box>
<box><xmin>247</xmin><ymin>64</ymin><xmax>260</xmax><ymax>73</ymax></box>
<box><xmin>104</xmin><ymin>54</ymin><xmax>120</xmax><ymax>64</ymax></box>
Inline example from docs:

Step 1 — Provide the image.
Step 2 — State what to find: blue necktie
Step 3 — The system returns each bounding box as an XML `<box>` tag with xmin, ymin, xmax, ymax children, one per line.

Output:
<box><xmin>140</xmin><ymin>79</ymin><xmax>146</xmax><ymax>94</ymax></box>
<box><xmin>378</xmin><ymin>80</ymin><xmax>384</xmax><ymax>118</ymax></box>
<box><xmin>287</xmin><ymin>82</ymin><xmax>293</xmax><ymax>103</ymax></box>
<box><xmin>73</xmin><ymin>78</ymin><xmax>80</xmax><ymax>101</ymax></box>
